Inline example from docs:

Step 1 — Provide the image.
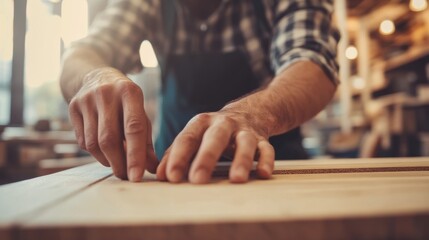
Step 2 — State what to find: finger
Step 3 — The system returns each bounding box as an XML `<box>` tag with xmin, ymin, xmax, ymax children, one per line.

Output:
<box><xmin>189</xmin><ymin>118</ymin><xmax>234</xmax><ymax>184</ymax></box>
<box><xmin>229</xmin><ymin>131</ymin><xmax>257</xmax><ymax>183</ymax></box>
<box><xmin>69</xmin><ymin>100</ymin><xmax>87</xmax><ymax>152</ymax></box>
<box><xmin>96</xmin><ymin>89</ymin><xmax>127</xmax><ymax>179</ymax></box>
<box><xmin>120</xmin><ymin>81</ymin><xmax>148</xmax><ymax>182</ymax></box>
<box><xmin>80</xmin><ymin>102</ymin><xmax>111</xmax><ymax>168</ymax></box>
<box><xmin>255</xmin><ymin>140</ymin><xmax>275</xmax><ymax>179</ymax></box>
<box><xmin>156</xmin><ymin>147</ymin><xmax>171</xmax><ymax>181</ymax></box>
<box><xmin>145</xmin><ymin>116</ymin><xmax>158</xmax><ymax>174</ymax></box>
<box><xmin>166</xmin><ymin>118</ymin><xmax>209</xmax><ymax>183</ymax></box>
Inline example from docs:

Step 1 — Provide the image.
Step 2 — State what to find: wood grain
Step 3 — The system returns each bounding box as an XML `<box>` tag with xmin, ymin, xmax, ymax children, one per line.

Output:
<box><xmin>19</xmin><ymin>158</ymin><xmax>429</xmax><ymax>240</ymax></box>
<box><xmin>2</xmin><ymin>158</ymin><xmax>429</xmax><ymax>240</ymax></box>
<box><xmin>0</xmin><ymin>162</ymin><xmax>111</xmax><ymax>239</ymax></box>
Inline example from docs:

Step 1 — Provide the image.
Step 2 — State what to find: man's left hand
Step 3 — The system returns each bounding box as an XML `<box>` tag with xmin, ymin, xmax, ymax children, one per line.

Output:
<box><xmin>156</xmin><ymin>110</ymin><xmax>275</xmax><ymax>184</ymax></box>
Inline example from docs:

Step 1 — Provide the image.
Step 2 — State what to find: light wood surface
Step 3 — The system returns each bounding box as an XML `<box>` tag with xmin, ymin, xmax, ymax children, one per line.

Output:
<box><xmin>1</xmin><ymin>157</ymin><xmax>429</xmax><ymax>240</ymax></box>
<box><xmin>0</xmin><ymin>163</ymin><xmax>111</xmax><ymax>240</ymax></box>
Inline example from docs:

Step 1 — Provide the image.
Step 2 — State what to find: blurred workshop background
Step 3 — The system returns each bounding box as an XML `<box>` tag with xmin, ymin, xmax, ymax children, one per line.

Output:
<box><xmin>0</xmin><ymin>0</ymin><xmax>428</xmax><ymax>184</ymax></box>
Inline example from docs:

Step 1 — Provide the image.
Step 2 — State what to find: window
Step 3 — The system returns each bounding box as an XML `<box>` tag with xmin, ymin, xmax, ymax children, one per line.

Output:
<box><xmin>23</xmin><ymin>0</ymin><xmax>88</xmax><ymax>125</ymax></box>
<box><xmin>0</xmin><ymin>0</ymin><xmax>14</xmax><ymax>125</ymax></box>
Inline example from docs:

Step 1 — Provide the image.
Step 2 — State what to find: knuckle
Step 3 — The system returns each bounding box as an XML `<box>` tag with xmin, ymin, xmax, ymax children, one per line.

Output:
<box><xmin>179</xmin><ymin>132</ymin><xmax>199</xmax><ymax>145</ymax></box>
<box><xmin>218</xmin><ymin>115</ymin><xmax>235</xmax><ymax>127</ymax></box>
<box><xmin>78</xmin><ymin>92</ymin><xmax>93</xmax><ymax>105</ymax></box>
<box><xmin>68</xmin><ymin>99</ymin><xmax>79</xmax><ymax>112</ymax></box>
<box><xmin>267</xmin><ymin>143</ymin><xmax>275</xmax><ymax>152</ymax></box>
<box><xmin>98</xmin><ymin>133</ymin><xmax>116</xmax><ymax>150</ymax></box>
<box><xmin>235</xmin><ymin>146</ymin><xmax>254</xmax><ymax>158</ymax></box>
<box><xmin>200</xmin><ymin>150</ymin><xmax>218</xmax><ymax>161</ymax></box>
<box><xmin>85</xmin><ymin>140</ymin><xmax>99</xmax><ymax>153</ymax></box>
<box><xmin>95</xmin><ymin>83</ymin><xmax>113</xmax><ymax>96</ymax></box>
<box><xmin>192</xmin><ymin>113</ymin><xmax>211</xmax><ymax>124</ymax></box>
<box><xmin>125</xmin><ymin>117</ymin><xmax>146</xmax><ymax>135</ymax></box>
<box><xmin>237</xmin><ymin>131</ymin><xmax>257</xmax><ymax>144</ymax></box>
<box><xmin>117</xmin><ymin>80</ymin><xmax>143</xmax><ymax>97</ymax></box>
<box><xmin>68</xmin><ymin>100</ymin><xmax>83</xmax><ymax>118</ymax></box>
<box><xmin>207</xmin><ymin>124</ymin><xmax>232</xmax><ymax>140</ymax></box>
<box><xmin>237</xmin><ymin>130</ymin><xmax>250</xmax><ymax>138</ymax></box>
<box><xmin>259</xmin><ymin>141</ymin><xmax>275</xmax><ymax>160</ymax></box>
<box><xmin>127</xmin><ymin>162</ymin><xmax>142</xmax><ymax>172</ymax></box>
<box><xmin>212</xmin><ymin>124</ymin><xmax>230</xmax><ymax>135</ymax></box>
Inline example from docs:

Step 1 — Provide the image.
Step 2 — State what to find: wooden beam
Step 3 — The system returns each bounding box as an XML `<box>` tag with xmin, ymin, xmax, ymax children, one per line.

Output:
<box><xmin>335</xmin><ymin>0</ymin><xmax>352</xmax><ymax>133</ymax></box>
<box><xmin>357</xmin><ymin>18</ymin><xmax>371</xmax><ymax>116</ymax></box>
<box><xmin>9</xmin><ymin>0</ymin><xmax>26</xmax><ymax>126</ymax></box>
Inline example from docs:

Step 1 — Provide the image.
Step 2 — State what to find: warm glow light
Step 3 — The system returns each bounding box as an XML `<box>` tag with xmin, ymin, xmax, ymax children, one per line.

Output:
<box><xmin>25</xmin><ymin>0</ymin><xmax>62</xmax><ymax>89</ymax></box>
<box><xmin>379</xmin><ymin>20</ymin><xmax>395</xmax><ymax>35</ymax></box>
<box><xmin>61</xmin><ymin>0</ymin><xmax>88</xmax><ymax>47</ymax></box>
<box><xmin>410</xmin><ymin>0</ymin><xmax>428</xmax><ymax>11</ymax></box>
<box><xmin>352</xmin><ymin>76</ymin><xmax>365</xmax><ymax>90</ymax></box>
<box><xmin>139</xmin><ymin>40</ymin><xmax>159</xmax><ymax>68</ymax></box>
<box><xmin>0</xmin><ymin>0</ymin><xmax>14</xmax><ymax>61</ymax></box>
<box><xmin>345</xmin><ymin>45</ymin><xmax>358</xmax><ymax>60</ymax></box>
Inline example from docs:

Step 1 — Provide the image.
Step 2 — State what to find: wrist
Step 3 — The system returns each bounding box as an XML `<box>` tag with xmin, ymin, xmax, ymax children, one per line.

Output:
<box><xmin>221</xmin><ymin>94</ymin><xmax>278</xmax><ymax>138</ymax></box>
<box><xmin>82</xmin><ymin>67</ymin><xmax>119</xmax><ymax>86</ymax></box>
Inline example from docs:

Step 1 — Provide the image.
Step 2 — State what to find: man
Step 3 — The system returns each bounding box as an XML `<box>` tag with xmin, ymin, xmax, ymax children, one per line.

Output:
<box><xmin>60</xmin><ymin>0</ymin><xmax>339</xmax><ymax>184</ymax></box>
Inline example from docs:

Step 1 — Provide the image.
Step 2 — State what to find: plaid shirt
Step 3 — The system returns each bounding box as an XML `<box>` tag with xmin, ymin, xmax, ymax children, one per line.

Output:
<box><xmin>74</xmin><ymin>0</ymin><xmax>339</xmax><ymax>84</ymax></box>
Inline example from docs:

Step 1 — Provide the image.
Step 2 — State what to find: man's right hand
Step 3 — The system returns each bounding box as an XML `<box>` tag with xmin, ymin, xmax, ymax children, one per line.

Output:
<box><xmin>68</xmin><ymin>67</ymin><xmax>158</xmax><ymax>182</ymax></box>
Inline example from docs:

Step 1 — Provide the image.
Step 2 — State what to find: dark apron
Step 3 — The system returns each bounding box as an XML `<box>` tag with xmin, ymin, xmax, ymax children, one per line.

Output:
<box><xmin>154</xmin><ymin>1</ymin><xmax>309</xmax><ymax>161</ymax></box>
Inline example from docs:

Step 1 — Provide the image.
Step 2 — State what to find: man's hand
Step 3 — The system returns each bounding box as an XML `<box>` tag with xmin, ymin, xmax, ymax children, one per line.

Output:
<box><xmin>155</xmin><ymin>61</ymin><xmax>336</xmax><ymax>184</ymax></box>
<box><xmin>156</xmin><ymin>110</ymin><xmax>275</xmax><ymax>184</ymax></box>
<box><xmin>68</xmin><ymin>67</ymin><xmax>158</xmax><ymax>182</ymax></box>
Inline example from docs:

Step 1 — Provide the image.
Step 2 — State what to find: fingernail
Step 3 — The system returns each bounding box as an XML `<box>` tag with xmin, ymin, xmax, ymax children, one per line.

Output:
<box><xmin>191</xmin><ymin>168</ymin><xmax>210</xmax><ymax>184</ymax></box>
<box><xmin>129</xmin><ymin>167</ymin><xmax>142</xmax><ymax>182</ymax></box>
<box><xmin>169</xmin><ymin>168</ymin><xmax>183</xmax><ymax>183</ymax></box>
<box><xmin>231</xmin><ymin>166</ymin><xmax>248</xmax><ymax>183</ymax></box>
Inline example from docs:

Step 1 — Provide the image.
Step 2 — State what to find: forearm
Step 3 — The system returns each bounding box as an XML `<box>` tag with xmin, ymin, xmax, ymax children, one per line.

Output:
<box><xmin>60</xmin><ymin>47</ymin><xmax>110</xmax><ymax>103</ymax></box>
<box><xmin>222</xmin><ymin>61</ymin><xmax>337</xmax><ymax>137</ymax></box>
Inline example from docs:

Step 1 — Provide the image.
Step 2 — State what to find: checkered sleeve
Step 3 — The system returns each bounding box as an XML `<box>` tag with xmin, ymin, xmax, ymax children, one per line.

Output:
<box><xmin>270</xmin><ymin>0</ymin><xmax>340</xmax><ymax>84</ymax></box>
<box><xmin>70</xmin><ymin>0</ymin><xmax>160</xmax><ymax>73</ymax></box>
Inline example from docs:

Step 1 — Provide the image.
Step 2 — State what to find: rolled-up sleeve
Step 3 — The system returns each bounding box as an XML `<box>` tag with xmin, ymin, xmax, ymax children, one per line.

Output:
<box><xmin>70</xmin><ymin>0</ymin><xmax>160</xmax><ymax>74</ymax></box>
<box><xmin>270</xmin><ymin>0</ymin><xmax>340</xmax><ymax>84</ymax></box>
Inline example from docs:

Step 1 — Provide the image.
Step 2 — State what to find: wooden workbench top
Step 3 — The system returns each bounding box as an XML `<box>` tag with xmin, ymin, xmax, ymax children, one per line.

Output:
<box><xmin>1</xmin><ymin>157</ymin><xmax>429</xmax><ymax>240</ymax></box>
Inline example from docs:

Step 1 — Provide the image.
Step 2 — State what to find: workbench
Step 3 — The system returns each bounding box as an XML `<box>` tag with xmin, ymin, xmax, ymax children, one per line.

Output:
<box><xmin>1</xmin><ymin>157</ymin><xmax>429</xmax><ymax>240</ymax></box>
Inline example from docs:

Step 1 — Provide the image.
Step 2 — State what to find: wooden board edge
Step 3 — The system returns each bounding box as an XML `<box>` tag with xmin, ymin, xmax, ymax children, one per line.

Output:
<box><xmin>17</xmin><ymin>212</ymin><xmax>429</xmax><ymax>240</ymax></box>
<box><xmin>213</xmin><ymin>158</ymin><xmax>429</xmax><ymax>176</ymax></box>
<box><xmin>0</xmin><ymin>162</ymin><xmax>112</xmax><ymax>227</ymax></box>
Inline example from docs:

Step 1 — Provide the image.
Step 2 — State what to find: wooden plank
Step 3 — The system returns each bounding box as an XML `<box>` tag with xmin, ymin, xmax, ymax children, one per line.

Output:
<box><xmin>0</xmin><ymin>161</ymin><xmax>111</xmax><ymax>240</ymax></box>
<box><xmin>273</xmin><ymin>157</ymin><xmax>429</xmax><ymax>173</ymax></box>
<box><xmin>214</xmin><ymin>157</ymin><xmax>429</xmax><ymax>176</ymax></box>
<box><xmin>18</xmin><ymin>158</ymin><xmax>429</xmax><ymax>240</ymax></box>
